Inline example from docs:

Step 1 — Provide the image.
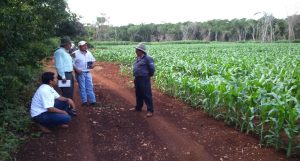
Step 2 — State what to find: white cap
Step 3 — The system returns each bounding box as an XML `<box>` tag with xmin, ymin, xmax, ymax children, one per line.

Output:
<box><xmin>135</xmin><ymin>42</ymin><xmax>146</xmax><ymax>53</ymax></box>
<box><xmin>78</xmin><ymin>41</ymin><xmax>87</xmax><ymax>46</ymax></box>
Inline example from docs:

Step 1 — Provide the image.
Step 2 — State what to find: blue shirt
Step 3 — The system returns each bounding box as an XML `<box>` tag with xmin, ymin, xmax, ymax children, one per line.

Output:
<box><xmin>54</xmin><ymin>47</ymin><xmax>73</xmax><ymax>79</ymax></box>
<box><xmin>133</xmin><ymin>54</ymin><xmax>155</xmax><ymax>77</ymax></box>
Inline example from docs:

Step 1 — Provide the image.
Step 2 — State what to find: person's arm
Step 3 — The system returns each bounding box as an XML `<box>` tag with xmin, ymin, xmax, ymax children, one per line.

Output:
<box><xmin>47</xmin><ymin>107</ymin><xmax>68</xmax><ymax>115</ymax></box>
<box><xmin>73</xmin><ymin>64</ymin><xmax>82</xmax><ymax>75</ymax></box>
<box><xmin>54</xmin><ymin>50</ymin><xmax>66</xmax><ymax>80</ymax></box>
<box><xmin>90</xmin><ymin>52</ymin><xmax>97</xmax><ymax>69</ymax></box>
<box><xmin>57</xmin><ymin>96</ymin><xmax>76</xmax><ymax>109</ymax></box>
<box><xmin>147</xmin><ymin>56</ymin><xmax>155</xmax><ymax>76</ymax></box>
<box><xmin>72</xmin><ymin>52</ymin><xmax>82</xmax><ymax>74</ymax></box>
<box><xmin>42</xmin><ymin>87</ymin><xmax>69</xmax><ymax>114</ymax></box>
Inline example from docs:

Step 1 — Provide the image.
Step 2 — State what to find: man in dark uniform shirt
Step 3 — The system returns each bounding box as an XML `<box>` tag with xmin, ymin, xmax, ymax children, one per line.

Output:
<box><xmin>130</xmin><ymin>42</ymin><xmax>155</xmax><ymax>117</ymax></box>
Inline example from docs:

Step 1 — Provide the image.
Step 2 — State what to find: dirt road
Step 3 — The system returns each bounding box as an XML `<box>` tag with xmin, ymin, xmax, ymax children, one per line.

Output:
<box><xmin>16</xmin><ymin>62</ymin><xmax>299</xmax><ymax>161</ymax></box>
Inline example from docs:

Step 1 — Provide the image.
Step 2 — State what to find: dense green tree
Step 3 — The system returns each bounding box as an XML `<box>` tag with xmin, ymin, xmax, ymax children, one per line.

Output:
<box><xmin>273</xmin><ymin>18</ymin><xmax>288</xmax><ymax>40</ymax></box>
<box><xmin>116</xmin><ymin>26</ymin><xmax>130</xmax><ymax>41</ymax></box>
<box><xmin>56</xmin><ymin>13</ymin><xmax>86</xmax><ymax>39</ymax></box>
<box><xmin>181</xmin><ymin>22</ymin><xmax>198</xmax><ymax>40</ymax></box>
<box><xmin>0</xmin><ymin>1</ymin><xmax>85</xmax><ymax>160</ymax></box>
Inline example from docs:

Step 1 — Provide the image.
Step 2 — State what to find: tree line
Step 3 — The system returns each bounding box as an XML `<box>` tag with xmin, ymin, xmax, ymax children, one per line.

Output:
<box><xmin>88</xmin><ymin>13</ymin><xmax>300</xmax><ymax>42</ymax></box>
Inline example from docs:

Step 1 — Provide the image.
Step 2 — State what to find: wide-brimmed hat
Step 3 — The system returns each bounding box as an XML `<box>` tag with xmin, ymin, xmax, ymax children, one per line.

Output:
<box><xmin>78</xmin><ymin>40</ymin><xmax>87</xmax><ymax>46</ymax></box>
<box><xmin>135</xmin><ymin>42</ymin><xmax>146</xmax><ymax>53</ymax></box>
<box><xmin>60</xmin><ymin>36</ymin><xmax>72</xmax><ymax>46</ymax></box>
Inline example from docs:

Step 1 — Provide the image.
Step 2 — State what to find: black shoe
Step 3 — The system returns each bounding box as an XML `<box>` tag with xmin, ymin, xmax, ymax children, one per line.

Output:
<box><xmin>90</xmin><ymin>102</ymin><xmax>99</xmax><ymax>107</ymax></box>
<box><xmin>71</xmin><ymin>109</ymin><xmax>77</xmax><ymax>116</ymax></box>
<box><xmin>82</xmin><ymin>102</ymin><xmax>88</xmax><ymax>106</ymax></box>
<box><xmin>67</xmin><ymin>108</ymin><xmax>77</xmax><ymax>116</ymax></box>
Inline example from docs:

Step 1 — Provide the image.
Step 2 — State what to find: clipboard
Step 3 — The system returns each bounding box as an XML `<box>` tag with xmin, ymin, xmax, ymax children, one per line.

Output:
<box><xmin>58</xmin><ymin>80</ymin><xmax>71</xmax><ymax>87</ymax></box>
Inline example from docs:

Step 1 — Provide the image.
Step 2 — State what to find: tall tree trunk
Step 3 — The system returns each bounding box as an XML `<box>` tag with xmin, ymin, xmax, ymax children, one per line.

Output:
<box><xmin>252</xmin><ymin>26</ymin><xmax>256</xmax><ymax>41</ymax></box>
<box><xmin>288</xmin><ymin>15</ymin><xmax>296</xmax><ymax>41</ymax></box>
<box><xmin>269</xmin><ymin>21</ymin><xmax>273</xmax><ymax>42</ymax></box>
<box><xmin>288</xmin><ymin>25</ymin><xmax>295</xmax><ymax>40</ymax></box>
<box><xmin>238</xmin><ymin>29</ymin><xmax>242</xmax><ymax>41</ymax></box>
<box><xmin>205</xmin><ymin>29</ymin><xmax>211</xmax><ymax>41</ymax></box>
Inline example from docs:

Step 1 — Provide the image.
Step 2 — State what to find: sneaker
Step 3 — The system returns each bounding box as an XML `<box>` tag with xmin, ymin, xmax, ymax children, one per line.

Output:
<box><xmin>146</xmin><ymin>112</ymin><xmax>153</xmax><ymax>117</ymax></box>
<box><xmin>67</xmin><ymin>107</ymin><xmax>77</xmax><ymax>116</ymax></box>
<box><xmin>69</xmin><ymin>109</ymin><xmax>77</xmax><ymax>116</ymax></box>
<box><xmin>82</xmin><ymin>102</ymin><xmax>88</xmax><ymax>106</ymax></box>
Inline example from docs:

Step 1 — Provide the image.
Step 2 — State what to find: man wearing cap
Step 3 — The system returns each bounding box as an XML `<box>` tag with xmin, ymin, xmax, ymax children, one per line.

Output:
<box><xmin>54</xmin><ymin>36</ymin><xmax>74</xmax><ymax>99</ymax></box>
<box><xmin>130</xmin><ymin>42</ymin><xmax>155</xmax><ymax>117</ymax></box>
<box><xmin>73</xmin><ymin>41</ymin><xmax>97</xmax><ymax>106</ymax></box>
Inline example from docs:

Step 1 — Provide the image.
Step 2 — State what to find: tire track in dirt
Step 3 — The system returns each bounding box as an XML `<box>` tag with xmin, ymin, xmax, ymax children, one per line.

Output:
<box><xmin>91</xmin><ymin>70</ymin><xmax>215</xmax><ymax>161</ymax></box>
<box><xmin>52</xmin><ymin>64</ymin><xmax>97</xmax><ymax>161</ymax></box>
<box><xmin>72</xmin><ymin>85</ymin><xmax>97</xmax><ymax>161</ymax></box>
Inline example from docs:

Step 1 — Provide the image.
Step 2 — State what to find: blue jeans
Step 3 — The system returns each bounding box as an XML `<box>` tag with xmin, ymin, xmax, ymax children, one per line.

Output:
<box><xmin>75</xmin><ymin>72</ymin><xmax>96</xmax><ymax>103</ymax></box>
<box><xmin>134</xmin><ymin>76</ymin><xmax>153</xmax><ymax>112</ymax></box>
<box><xmin>32</xmin><ymin>100</ymin><xmax>71</xmax><ymax>128</ymax></box>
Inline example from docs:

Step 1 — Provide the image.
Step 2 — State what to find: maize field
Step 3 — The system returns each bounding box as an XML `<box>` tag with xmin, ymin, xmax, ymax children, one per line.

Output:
<box><xmin>93</xmin><ymin>43</ymin><xmax>300</xmax><ymax>156</ymax></box>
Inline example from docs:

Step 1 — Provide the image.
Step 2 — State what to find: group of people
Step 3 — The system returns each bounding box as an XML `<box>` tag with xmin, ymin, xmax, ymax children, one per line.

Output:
<box><xmin>30</xmin><ymin>36</ymin><xmax>155</xmax><ymax>133</ymax></box>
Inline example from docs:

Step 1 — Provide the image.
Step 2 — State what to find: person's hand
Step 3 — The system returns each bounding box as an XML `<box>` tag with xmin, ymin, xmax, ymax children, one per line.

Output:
<box><xmin>67</xmin><ymin>98</ymin><xmax>76</xmax><ymax>110</ymax></box>
<box><xmin>62</xmin><ymin>78</ymin><xmax>67</xmax><ymax>83</ymax></box>
<box><xmin>90</xmin><ymin>62</ymin><xmax>96</xmax><ymax>69</ymax></box>
<box><xmin>76</xmin><ymin>69</ymin><xmax>82</xmax><ymax>75</ymax></box>
<box><xmin>62</xmin><ymin>110</ymin><xmax>68</xmax><ymax>115</ymax></box>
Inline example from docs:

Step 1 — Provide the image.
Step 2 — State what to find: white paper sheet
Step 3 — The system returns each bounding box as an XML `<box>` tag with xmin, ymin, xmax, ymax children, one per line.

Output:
<box><xmin>58</xmin><ymin>80</ymin><xmax>71</xmax><ymax>87</ymax></box>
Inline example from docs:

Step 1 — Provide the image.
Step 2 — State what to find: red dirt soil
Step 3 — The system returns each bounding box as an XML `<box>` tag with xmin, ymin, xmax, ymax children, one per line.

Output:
<box><xmin>15</xmin><ymin>61</ymin><xmax>300</xmax><ymax>161</ymax></box>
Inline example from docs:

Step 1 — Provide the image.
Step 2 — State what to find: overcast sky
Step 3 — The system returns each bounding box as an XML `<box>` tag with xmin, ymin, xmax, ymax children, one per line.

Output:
<box><xmin>67</xmin><ymin>0</ymin><xmax>300</xmax><ymax>26</ymax></box>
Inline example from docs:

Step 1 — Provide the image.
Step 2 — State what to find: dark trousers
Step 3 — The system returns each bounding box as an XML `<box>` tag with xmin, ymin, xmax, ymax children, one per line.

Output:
<box><xmin>134</xmin><ymin>76</ymin><xmax>153</xmax><ymax>112</ymax></box>
<box><xmin>58</xmin><ymin>72</ymin><xmax>74</xmax><ymax>99</ymax></box>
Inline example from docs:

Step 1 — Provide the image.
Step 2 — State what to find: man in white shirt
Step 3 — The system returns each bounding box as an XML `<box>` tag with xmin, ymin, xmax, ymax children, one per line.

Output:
<box><xmin>73</xmin><ymin>41</ymin><xmax>97</xmax><ymax>106</ymax></box>
<box><xmin>30</xmin><ymin>72</ymin><xmax>76</xmax><ymax>133</ymax></box>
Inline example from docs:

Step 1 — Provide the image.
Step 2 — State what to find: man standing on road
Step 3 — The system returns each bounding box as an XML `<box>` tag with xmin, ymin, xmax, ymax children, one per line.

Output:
<box><xmin>54</xmin><ymin>36</ymin><xmax>74</xmax><ymax>99</ymax></box>
<box><xmin>73</xmin><ymin>41</ymin><xmax>97</xmax><ymax>106</ymax></box>
<box><xmin>30</xmin><ymin>72</ymin><xmax>77</xmax><ymax>133</ymax></box>
<box><xmin>130</xmin><ymin>42</ymin><xmax>155</xmax><ymax>117</ymax></box>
